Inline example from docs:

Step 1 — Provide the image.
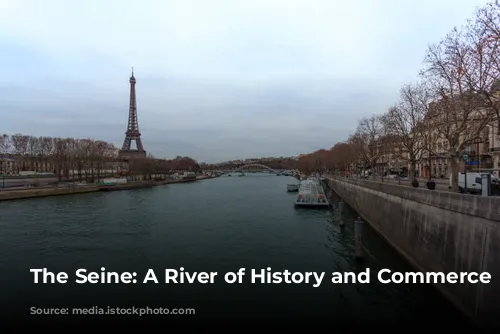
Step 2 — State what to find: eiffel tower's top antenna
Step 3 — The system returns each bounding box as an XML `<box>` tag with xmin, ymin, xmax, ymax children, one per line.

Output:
<box><xmin>130</xmin><ymin>67</ymin><xmax>136</xmax><ymax>83</ymax></box>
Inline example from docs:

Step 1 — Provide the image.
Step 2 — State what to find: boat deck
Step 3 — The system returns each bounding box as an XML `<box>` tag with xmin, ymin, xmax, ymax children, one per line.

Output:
<box><xmin>294</xmin><ymin>179</ymin><xmax>329</xmax><ymax>207</ymax></box>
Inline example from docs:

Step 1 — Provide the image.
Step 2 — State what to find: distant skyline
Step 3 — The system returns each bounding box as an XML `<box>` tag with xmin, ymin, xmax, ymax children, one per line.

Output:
<box><xmin>0</xmin><ymin>0</ymin><xmax>490</xmax><ymax>163</ymax></box>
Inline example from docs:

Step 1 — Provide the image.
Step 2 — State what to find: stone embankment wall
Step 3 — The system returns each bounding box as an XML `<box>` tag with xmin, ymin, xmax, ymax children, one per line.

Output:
<box><xmin>327</xmin><ymin>177</ymin><xmax>499</xmax><ymax>326</ymax></box>
<box><xmin>0</xmin><ymin>186</ymin><xmax>99</xmax><ymax>201</ymax></box>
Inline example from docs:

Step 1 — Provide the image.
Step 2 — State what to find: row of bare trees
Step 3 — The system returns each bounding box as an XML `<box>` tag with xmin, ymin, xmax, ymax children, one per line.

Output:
<box><xmin>0</xmin><ymin>134</ymin><xmax>117</xmax><ymax>180</ymax></box>
<box><xmin>0</xmin><ymin>134</ymin><xmax>200</xmax><ymax>181</ymax></box>
<box><xmin>299</xmin><ymin>0</ymin><xmax>500</xmax><ymax>191</ymax></box>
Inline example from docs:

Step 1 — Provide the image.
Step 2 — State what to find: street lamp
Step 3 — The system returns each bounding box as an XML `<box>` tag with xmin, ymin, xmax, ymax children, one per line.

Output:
<box><xmin>476</xmin><ymin>139</ymin><xmax>481</xmax><ymax>172</ymax></box>
<box><xmin>1</xmin><ymin>159</ymin><xmax>4</xmax><ymax>188</ymax></box>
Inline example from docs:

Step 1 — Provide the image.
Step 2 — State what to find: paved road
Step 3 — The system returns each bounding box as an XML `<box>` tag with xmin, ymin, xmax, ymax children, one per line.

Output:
<box><xmin>331</xmin><ymin>176</ymin><xmax>500</xmax><ymax>195</ymax></box>
<box><xmin>336</xmin><ymin>176</ymin><xmax>451</xmax><ymax>191</ymax></box>
<box><xmin>379</xmin><ymin>178</ymin><xmax>450</xmax><ymax>191</ymax></box>
<box><xmin>0</xmin><ymin>177</ymin><xmax>59</xmax><ymax>189</ymax></box>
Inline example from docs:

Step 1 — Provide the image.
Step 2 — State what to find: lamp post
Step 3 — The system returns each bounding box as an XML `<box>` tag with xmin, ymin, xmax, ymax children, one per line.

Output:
<box><xmin>1</xmin><ymin>160</ymin><xmax>4</xmax><ymax>188</ymax></box>
<box><xmin>477</xmin><ymin>140</ymin><xmax>480</xmax><ymax>172</ymax></box>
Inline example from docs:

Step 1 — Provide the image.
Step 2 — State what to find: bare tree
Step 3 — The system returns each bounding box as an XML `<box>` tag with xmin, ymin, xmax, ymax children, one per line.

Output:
<box><xmin>0</xmin><ymin>134</ymin><xmax>11</xmax><ymax>155</ymax></box>
<box><xmin>25</xmin><ymin>136</ymin><xmax>40</xmax><ymax>171</ymax></box>
<box><xmin>294</xmin><ymin>1</ymin><xmax>499</xmax><ymax>189</ymax></box>
<box><xmin>143</xmin><ymin>153</ymin><xmax>157</xmax><ymax>180</ymax></box>
<box><xmin>0</xmin><ymin>134</ymin><xmax>11</xmax><ymax>174</ymax></box>
<box><xmin>351</xmin><ymin>115</ymin><xmax>385</xmax><ymax>180</ymax></box>
<box><xmin>10</xmin><ymin>134</ymin><xmax>29</xmax><ymax>172</ymax></box>
<box><xmin>52</xmin><ymin>138</ymin><xmax>71</xmax><ymax>181</ymax></box>
<box><xmin>382</xmin><ymin>82</ymin><xmax>432</xmax><ymax>182</ymax></box>
<box><xmin>38</xmin><ymin>137</ymin><xmax>54</xmax><ymax>173</ymax></box>
<box><xmin>465</xmin><ymin>1</ymin><xmax>500</xmax><ymax>117</ymax></box>
<box><xmin>92</xmin><ymin>141</ymin><xmax>108</xmax><ymax>182</ymax></box>
<box><xmin>0</xmin><ymin>132</ymin><xmax>197</xmax><ymax>182</ymax></box>
<box><xmin>298</xmin><ymin>155</ymin><xmax>314</xmax><ymax>175</ymax></box>
<box><xmin>309</xmin><ymin>149</ymin><xmax>329</xmax><ymax>173</ymax></box>
<box><xmin>475</xmin><ymin>0</ymin><xmax>500</xmax><ymax>39</ymax></box>
<box><xmin>327</xmin><ymin>142</ymin><xmax>358</xmax><ymax>176</ymax></box>
<box><xmin>422</xmin><ymin>26</ymin><xmax>494</xmax><ymax>191</ymax></box>
<box><xmin>416</xmin><ymin>119</ymin><xmax>441</xmax><ymax>181</ymax></box>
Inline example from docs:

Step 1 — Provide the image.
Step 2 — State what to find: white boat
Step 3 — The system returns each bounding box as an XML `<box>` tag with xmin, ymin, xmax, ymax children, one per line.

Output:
<box><xmin>294</xmin><ymin>180</ymin><xmax>329</xmax><ymax>207</ymax></box>
<box><xmin>287</xmin><ymin>183</ymin><xmax>299</xmax><ymax>192</ymax></box>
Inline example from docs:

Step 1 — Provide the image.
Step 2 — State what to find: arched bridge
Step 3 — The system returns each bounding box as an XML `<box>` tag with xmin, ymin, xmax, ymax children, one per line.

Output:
<box><xmin>231</xmin><ymin>164</ymin><xmax>279</xmax><ymax>174</ymax></box>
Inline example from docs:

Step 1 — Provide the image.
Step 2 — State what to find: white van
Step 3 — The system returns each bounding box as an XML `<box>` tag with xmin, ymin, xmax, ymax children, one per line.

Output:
<box><xmin>449</xmin><ymin>172</ymin><xmax>499</xmax><ymax>193</ymax></box>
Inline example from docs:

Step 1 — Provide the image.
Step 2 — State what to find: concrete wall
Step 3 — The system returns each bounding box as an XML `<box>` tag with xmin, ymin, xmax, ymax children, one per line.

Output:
<box><xmin>327</xmin><ymin>177</ymin><xmax>500</xmax><ymax>327</ymax></box>
<box><xmin>0</xmin><ymin>185</ymin><xmax>99</xmax><ymax>201</ymax></box>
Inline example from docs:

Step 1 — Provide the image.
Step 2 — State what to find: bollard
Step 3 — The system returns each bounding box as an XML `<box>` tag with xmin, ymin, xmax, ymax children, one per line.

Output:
<box><xmin>338</xmin><ymin>201</ymin><xmax>345</xmax><ymax>227</ymax></box>
<box><xmin>354</xmin><ymin>217</ymin><xmax>364</xmax><ymax>260</ymax></box>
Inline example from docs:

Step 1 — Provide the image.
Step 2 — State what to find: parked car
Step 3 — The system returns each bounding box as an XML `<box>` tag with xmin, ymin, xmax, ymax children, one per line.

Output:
<box><xmin>448</xmin><ymin>172</ymin><xmax>500</xmax><ymax>194</ymax></box>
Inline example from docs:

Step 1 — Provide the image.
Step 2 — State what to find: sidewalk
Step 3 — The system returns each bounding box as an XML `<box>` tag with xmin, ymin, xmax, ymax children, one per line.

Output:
<box><xmin>350</xmin><ymin>176</ymin><xmax>448</xmax><ymax>185</ymax></box>
<box><xmin>328</xmin><ymin>175</ymin><xmax>451</xmax><ymax>191</ymax></box>
<box><xmin>414</xmin><ymin>177</ymin><xmax>448</xmax><ymax>184</ymax></box>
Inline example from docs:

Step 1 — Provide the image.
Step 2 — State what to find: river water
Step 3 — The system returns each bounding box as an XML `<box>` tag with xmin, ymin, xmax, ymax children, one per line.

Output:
<box><xmin>0</xmin><ymin>174</ymin><xmax>473</xmax><ymax>326</ymax></box>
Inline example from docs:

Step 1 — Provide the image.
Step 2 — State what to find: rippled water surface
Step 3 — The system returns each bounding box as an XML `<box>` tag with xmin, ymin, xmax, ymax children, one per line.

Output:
<box><xmin>0</xmin><ymin>174</ymin><xmax>472</xmax><ymax>324</ymax></box>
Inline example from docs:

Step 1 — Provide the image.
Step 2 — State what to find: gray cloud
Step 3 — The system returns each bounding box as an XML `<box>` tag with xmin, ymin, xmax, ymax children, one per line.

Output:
<box><xmin>0</xmin><ymin>0</ymin><xmax>489</xmax><ymax>162</ymax></box>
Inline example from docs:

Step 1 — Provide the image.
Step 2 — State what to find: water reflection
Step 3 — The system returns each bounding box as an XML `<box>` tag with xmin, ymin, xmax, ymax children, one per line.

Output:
<box><xmin>0</xmin><ymin>174</ymin><xmax>473</xmax><ymax>325</ymax></box>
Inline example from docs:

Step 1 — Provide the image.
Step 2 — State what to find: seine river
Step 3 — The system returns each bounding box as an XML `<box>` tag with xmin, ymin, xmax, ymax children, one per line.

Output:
<box><xmin>0</xmin><ymin>174</ymin><xmax>473</xmax><ymax>326</ymax></box>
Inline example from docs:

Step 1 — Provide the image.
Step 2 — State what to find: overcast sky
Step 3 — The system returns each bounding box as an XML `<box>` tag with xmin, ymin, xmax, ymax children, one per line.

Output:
<box><xmin>0</xmin><ymin>0</ymin><xmax>489</xmax><ymax>163</ymax></box>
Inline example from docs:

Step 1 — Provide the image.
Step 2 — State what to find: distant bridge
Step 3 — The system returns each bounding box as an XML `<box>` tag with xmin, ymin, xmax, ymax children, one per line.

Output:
<box><xmin>234</xmin><ymin>163</ymin><xmax>279</xmax><ymax>173</ymax></box>
<box><xmin>217</xmin><ymin>164</ymin><xmax>280</xmax><ymax>174</ymax></box>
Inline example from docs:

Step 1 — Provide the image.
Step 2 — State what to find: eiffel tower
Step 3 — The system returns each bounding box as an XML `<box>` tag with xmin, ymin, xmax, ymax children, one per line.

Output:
<box><xmin>118</xmin><ymin>68</ymin><xmax>147</xmax><ymax>161</ymax></box>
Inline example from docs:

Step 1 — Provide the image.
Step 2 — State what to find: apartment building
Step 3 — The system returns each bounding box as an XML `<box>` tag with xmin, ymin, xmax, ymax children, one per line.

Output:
<box><xmin>0</xmin><ymin>154</ymin><xmax>54</xmax><ymax>174</ymax></box>
<box><xmin>415</xmin><ymin>81</ymin><xmax>500</xmax><ymax>178</ymax></box>
<box><xmin>485</xmin><ymin>120</ymin><xmax>500</xmax><ymax>177</ymax></box>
